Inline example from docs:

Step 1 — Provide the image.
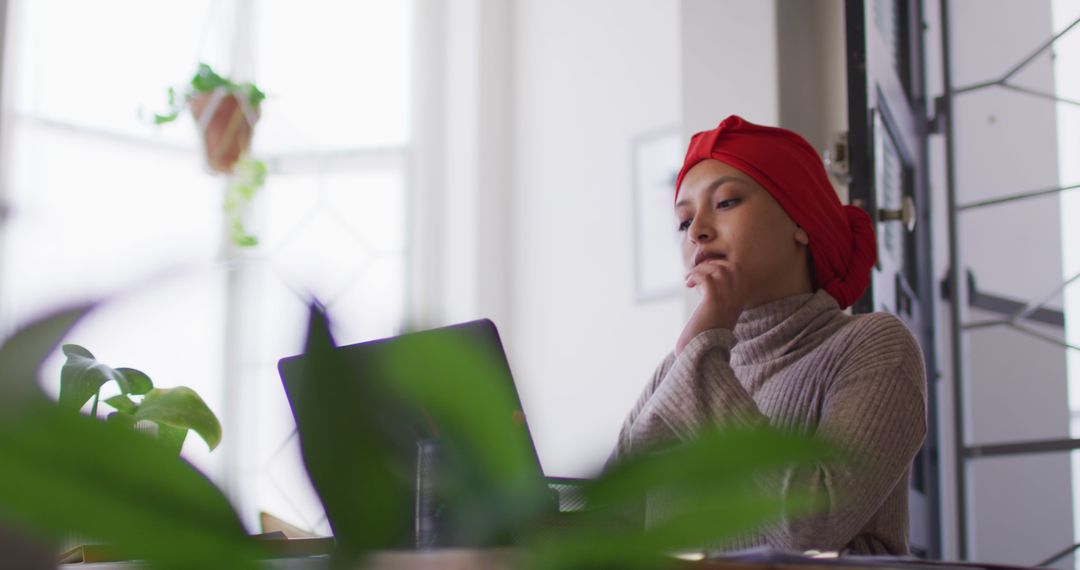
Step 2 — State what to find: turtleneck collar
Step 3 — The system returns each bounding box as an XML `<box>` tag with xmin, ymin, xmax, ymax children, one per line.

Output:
<box><xmin>731</xmin><ymin>288</ymin><xmax>841</xmax><ymax>364</ymax></box>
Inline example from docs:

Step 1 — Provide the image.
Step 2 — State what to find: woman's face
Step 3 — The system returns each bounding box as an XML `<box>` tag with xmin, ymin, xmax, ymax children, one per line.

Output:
<box><xmin>676</xmin><ymin>159</ymin><xmax>812</xmax><ymax>308</ymax></box>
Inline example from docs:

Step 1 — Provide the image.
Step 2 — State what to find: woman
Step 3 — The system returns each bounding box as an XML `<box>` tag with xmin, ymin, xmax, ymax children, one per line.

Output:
<box><xmin>607</xmin><ymin>115</ymin><xmax>927</xmax><ymax>556</ymax></box>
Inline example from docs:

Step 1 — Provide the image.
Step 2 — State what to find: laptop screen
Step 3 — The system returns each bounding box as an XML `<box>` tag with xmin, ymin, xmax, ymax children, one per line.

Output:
<box><xmin>277</xmin><ymin>318</ymin><xmax>546</xmax><ymax>487</ymax></box>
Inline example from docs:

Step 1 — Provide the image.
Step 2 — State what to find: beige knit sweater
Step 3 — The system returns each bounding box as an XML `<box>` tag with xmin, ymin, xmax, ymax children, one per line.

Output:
<box><xmin>607</xmin><ymin>288</ymin><xmax>927</xmax><ymax>556</ymax></box>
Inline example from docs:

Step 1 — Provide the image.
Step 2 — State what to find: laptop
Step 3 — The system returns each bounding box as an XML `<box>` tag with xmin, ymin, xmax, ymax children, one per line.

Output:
<box><xmin>277</xmin><ymin>318</ymin><xmax>563</xmax><ymax>547</ymax></box>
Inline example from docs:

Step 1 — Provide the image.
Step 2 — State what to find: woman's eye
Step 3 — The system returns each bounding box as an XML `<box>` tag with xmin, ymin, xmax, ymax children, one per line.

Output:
<box><xmin>677</xmin><ymin>219</ymin><xmax>691</xmax><ymax>232</ymax></box>
<box><xmin>717</xmin><ymin>198</ymin><xmax>739</xmax><ymax>209</ymax></box>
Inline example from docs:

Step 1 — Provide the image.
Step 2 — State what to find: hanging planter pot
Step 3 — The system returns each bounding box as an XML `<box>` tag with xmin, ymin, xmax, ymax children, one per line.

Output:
<box><xmin>188</xmin><ymin>88</ymin><xmax>261</xmax><ymax>174</ymax></box>
<box><xmin>153</xmin><ymin>63</ymin><xmax>269</xmax><ymax>247</ymax></box>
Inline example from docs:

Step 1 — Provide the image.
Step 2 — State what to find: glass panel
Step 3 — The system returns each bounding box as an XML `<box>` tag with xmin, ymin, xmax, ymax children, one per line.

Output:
<box><xmin>1</xmin><ymin>0</ymin><xmax>230</xmax><ymax>491</ymax></box>
<box><xmin>966</xmin><ymin>319</ymin><xmax>1071</xmax><ymax>446</ymax></box>
<box><xmin>329</xmin><ymin>255</ymin><xmax>407</xmax><ymax>344</ymax></box>
<box><xmin>969</xmin><ymin>452</ymin><xmax>1075</xmax><ymax>569</ymax></box>
<box><xmin>870</xmin><ymin>0</ymin><xmax>911</xmax><ymax>99</ymax></box>
<box><xmin>9</xmin><ymin>0</ymin><xmax>220</xmax><ymax>146</ymax></box>
<box><xmin>255</xmin><ymin>317</ymin><xmax>333</xmax><ymax>537</ymax></box>
<box><xmin>242</xmin><ymin>163</ymin><xmax>408</xmax><ymax>531</ymax></box>
<box><xmin>253</xmin><ymin>0</ymin><xmax>413</xmax><ymax>153</ymax></box>
<box><xmin>324</xmin><ymin>170</ymin><xmax>406</xmax><ymax>255</ymax></box>
<box><xmin>1052</xmin><ymin>2</ymin><xmax>1080</xmax><ymax>565</ymax></box>
<box><xmin>0</xmin><ymin>119</ymin><xmax>221</xmax><ymax>329</ymax></box>
<box><xmin>875</xmin><ymin>116</ymin><xmax>905</xmax><ymax>269</ymax></box>
<box><xmin>871</xmin><ymin>0</ymin><xmax>899</xmax><ymax>75</ymax></box>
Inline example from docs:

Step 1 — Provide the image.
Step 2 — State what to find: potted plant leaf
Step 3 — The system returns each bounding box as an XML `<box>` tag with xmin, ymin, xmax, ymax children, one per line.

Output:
<box><xmin>58</xmin><ymin>344</ymin><xmax>222</xmax><ymax>455</ymax></box>
<box><xmin>155</xmin><ymin>62</ymin><xmax>268</xmax><ymax>247</ymax></box>
<box><xmin>0</xmin><ymin>306</ymin><xmax>263</xmax><ymax>568</ymax></box>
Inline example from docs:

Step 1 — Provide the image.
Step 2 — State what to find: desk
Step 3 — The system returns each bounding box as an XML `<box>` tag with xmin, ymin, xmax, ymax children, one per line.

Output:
<box><xmin>62</xmin><ymin>548</ymin><xmax>1045</xmax><ymax>570</ymax></box>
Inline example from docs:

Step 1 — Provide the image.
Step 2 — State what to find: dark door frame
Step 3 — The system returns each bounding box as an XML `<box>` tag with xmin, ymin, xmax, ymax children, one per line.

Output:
<box><xmin>845</xmin><ymin>0</ymin><xmax>943</xmax><ymax>558</ymax></box>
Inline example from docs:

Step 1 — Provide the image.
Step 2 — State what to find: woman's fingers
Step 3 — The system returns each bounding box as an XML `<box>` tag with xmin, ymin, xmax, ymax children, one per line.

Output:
<box><xmin>685</xmin><ymin>259</ymin><xmax>736</xmax><ymax>289</ymax></box>
<box><xmin>686</xmin><ymin>260</ymin><xmax>747</xmax><ymax>314</ymax></box>
<box><xmin>677</xmin><ymin>259</ymin><xmax>747</xmax><ymax>338</ymax></box>
<box><xmin>684</xmin><ymin>261</ymin><xmax>714</xmax><ymax>287</ymax></box>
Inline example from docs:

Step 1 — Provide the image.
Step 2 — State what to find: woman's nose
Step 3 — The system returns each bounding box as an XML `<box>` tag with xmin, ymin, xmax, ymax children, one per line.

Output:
<box><xmin>688</xmin><ymin>216</ymin><xmax>713</xmax><ymax>243</ymax></box>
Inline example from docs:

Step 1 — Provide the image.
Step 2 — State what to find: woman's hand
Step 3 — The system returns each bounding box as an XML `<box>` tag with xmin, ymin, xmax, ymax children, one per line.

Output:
<box><xmin>675</xmin><ymin>259</ymin><xmax>748</xmax><ymax>355</ymax></box>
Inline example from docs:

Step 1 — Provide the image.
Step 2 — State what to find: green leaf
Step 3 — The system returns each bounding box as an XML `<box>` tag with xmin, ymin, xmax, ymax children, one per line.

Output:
<box><xmin>586</xmin><ymin>427</ymin><xmax>836</xmax><ymax>511</ymax></box>
<box><xmin>156</xmin><ymin>423</ymin><xmax>189</xmax><ymax>456</ymax></box>
<box><xmin>646</xmin><ymin>490</ymin><xmax>822</xmax><ymax>549</ymax></box>
<box><xmin>525</xmin><ymin>426</ymin><xmax>838</xmax><ymax>569</ymax></box>
<box><xmin>0</xmin><ymin>305</ymin><xmax>93</xmax><ymax>412</ymax></box>
<box><xmin>158</xmin><ymin>64</ymin><xmax>264</xmax><ymax>130</ymax></box>
<box><xmin>243</xmin><ymin>83</ymin><xmax>266</xmax><ymax>109</ymax></box>
<box><xmin>190</xmin><ymin>62</ymin><xmax>229</xmax><ymax>93</ymax></box>
<box><xmin>528</xmin><ymin>491</ymin><xmax>819</xmax><ymax>570</ymax></box>
<box><xmin>375</xmin><ymin>328</ymin><xmax>554</xmax><ymax>546</ymax></box>
<box><xmin>62</xmin><ymin>344</ymin><xmax>94</xmax><ymax>359</ymax></box>
<box><xmin>379</xmin><ymin>331</ymin><xmax>540</xmax><ymax>484</ymax></box>
<box><xmin>229</xmin><ymin>220</ymin><xmax>259</xmax><ymax>248</ymax></box>
<box><xmin>116</xmin><ymin>367</ymin><xmax>153</xmax><ymax>395</ymax></box>
<box><xmin>0</xmin><ymin>403</ymin><xmax>261</xmax><ymax>567</ymax></box>
<box><xmin>231</xmin><ymin>233</ymin><xmax>259</xmax><ymax>248</ymax></box>
<box><xmin>58</xmin><ymin>345</ymin><xmax>133</xmax><ymax>411</ymax></box>
<box><xmin>106</xmin><ymin>411</ymin><xmax>137</xmax><ymax>430</ymax></box>
<box><xmin>135</xmin><ymin>387</ymin><xmax>222</xmax><ymax>451</ymax></box>
<box><xmin>223</xmin><ymin>156</ymin><xmax>266</xmax><ymax>248</ymax></box>
<box><xmin>236</xmin><ymin>157</ymin><xmax>267</xmax><ymax>195</ymax></box>
<box><xmin>103</xmin><ymin>394</ymin><xmax>137</xmax><ymax>415</ymax></box>
<box><xmin>153</xmin><ymin>112</ymin><xmax>179</xmax><ymax>125</ymax></box>
<box><xmin>286</xmin><ymin>304</ymin><xmax>413</xmax><ymax>563</ymax></box>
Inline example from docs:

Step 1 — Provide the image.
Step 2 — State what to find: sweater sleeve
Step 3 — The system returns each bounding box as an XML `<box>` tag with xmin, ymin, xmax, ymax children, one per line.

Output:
<box><xmin>600</xmin><ymin>351</ymin><xmax>680</xmax><ymax>529</ymax></box>
<box><xmin>746</xmin><ymin>320</ymin><xmax>927</xmax><ymax>552</ymax></box>
<box><xmin>628</xmin><ymin>317</ymin><xmax>927</xmax><ymax>552</ymax></box>
<box><xmin>629</xmin><ymin>327</ymin><xmax>765</xmax><ymax>452</ymax></box>
<box><xmin>604</xmin><ymin>350</ymin><xmax>678</xmax><ymax>471</ymax></box>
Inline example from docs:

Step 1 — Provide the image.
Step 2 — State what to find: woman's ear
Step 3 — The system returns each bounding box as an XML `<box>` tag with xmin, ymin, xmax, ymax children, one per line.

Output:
<box><xmin>794</xmin><ymin>227</ymin><xmax>809</xmax><ymax>246</ymax></box>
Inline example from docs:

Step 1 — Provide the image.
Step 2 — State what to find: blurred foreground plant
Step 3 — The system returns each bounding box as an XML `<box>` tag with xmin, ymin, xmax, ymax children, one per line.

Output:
<box><xmin>0</xmin><ymin>301</ymin><xmax>841</xmax><ymax>569</ymax></box>
<box><xmin>0</xmin><ymin>307</ymin><xmax>261</xmax><ymax>569</ymax></box>
<box><xmin>291</xmin><ymin>304</ymin><xmax>841</xmax><ymax>569</ymax></box>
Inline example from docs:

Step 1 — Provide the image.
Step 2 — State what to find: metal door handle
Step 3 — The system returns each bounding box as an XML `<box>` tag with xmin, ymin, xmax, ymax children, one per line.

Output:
<box><xmin>878</xmin><ymin>196</ymin><xmax>916</xmax><ymax>232</ymax></box>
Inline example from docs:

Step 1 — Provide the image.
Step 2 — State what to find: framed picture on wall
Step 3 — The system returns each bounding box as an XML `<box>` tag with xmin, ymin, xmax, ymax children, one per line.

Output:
<box><xmin>632</xmin><ymin>126</ymin><xmax>684</xmax><ymax>302</ymax></box>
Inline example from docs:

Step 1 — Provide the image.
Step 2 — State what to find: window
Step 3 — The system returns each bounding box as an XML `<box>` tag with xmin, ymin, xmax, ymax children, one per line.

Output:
<box><xmin>0</xmin><ymin>0</ymin><xmax>414</xmax><ymax>534</ymax></box>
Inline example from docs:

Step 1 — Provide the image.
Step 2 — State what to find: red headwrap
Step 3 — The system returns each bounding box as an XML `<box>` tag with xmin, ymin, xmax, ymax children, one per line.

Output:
<box><xmin>674</xmin><ymin>115</ymin><xmax>876</xmax><ymax>310</ymax></box>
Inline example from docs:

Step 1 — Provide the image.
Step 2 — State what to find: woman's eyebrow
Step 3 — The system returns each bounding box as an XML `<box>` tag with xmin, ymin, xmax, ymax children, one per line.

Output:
<box><xmin>675</xmin><ymin>175</ymin><xmax>746</xmax><ymax>207</ymax></box>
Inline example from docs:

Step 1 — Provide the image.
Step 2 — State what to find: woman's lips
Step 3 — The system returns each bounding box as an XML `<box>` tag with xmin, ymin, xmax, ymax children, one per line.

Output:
<box><xmin>693</xmin><ymin>252</ymin><xmax>727</xmax><ymax>266</ymax></box>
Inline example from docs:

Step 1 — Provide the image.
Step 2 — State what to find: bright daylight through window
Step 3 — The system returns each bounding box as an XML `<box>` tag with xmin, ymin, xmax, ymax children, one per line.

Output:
<box><xmin>0</xmin><ymin>0</ymin><xmax>413</xmax><ymax>534</ymax></box>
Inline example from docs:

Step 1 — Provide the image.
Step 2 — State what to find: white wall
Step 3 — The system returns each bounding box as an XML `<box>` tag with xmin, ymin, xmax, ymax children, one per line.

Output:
<box><xmin>777</xmin><ymin>0</ymin><xmax>849</xmax><ymax>154</ymax></box>
<box><xmin>681</xmin><ymin>0</ymin><xmax>780</xmax><ymax>133</ymax></box>
<box><xmin>502</xmin><ymin>0</ymin><xmax>852</xmax><ymax>482</ymax></box>
<box><xmin>409</xmin><ymin>0</ymin><xmax>515</xmax><ymax>334</ymax></box>
<box><xmin>409</xmin><ymin>0</ymin><xmax>685</xmax><ymax>479</ymax></box>
<box><xmin>509</xmin><ymin>0</ymin><xmax>684</xmax><ymax>477</ymax></box>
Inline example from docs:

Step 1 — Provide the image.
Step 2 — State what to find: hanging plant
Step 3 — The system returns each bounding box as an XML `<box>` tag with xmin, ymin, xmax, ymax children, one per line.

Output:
<box><xmin>155</xmin><ymin>63</ymin><xmax>268</xmax><ymax>247</ymax></box>
<box><xmin>225</xmin><ymin>155</ymin><xmax>267</xmax><ymax>248</ymax></box>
